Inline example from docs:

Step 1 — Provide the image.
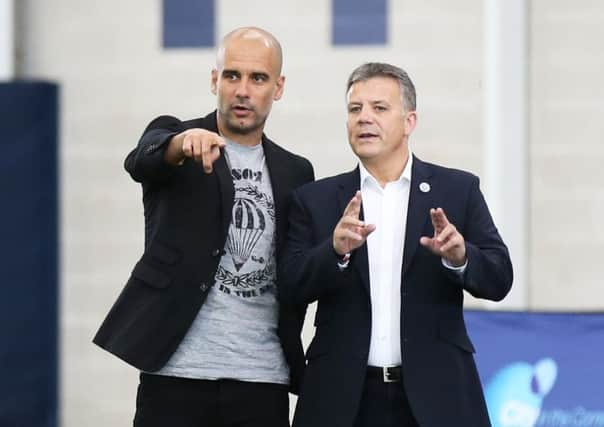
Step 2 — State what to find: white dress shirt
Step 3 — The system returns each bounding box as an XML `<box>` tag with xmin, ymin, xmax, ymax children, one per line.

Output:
<box><xmin>360</xmin><ymin>156</ymin><xmax>413</xmax><ymax>367</ymax></box>
<box><xmin>358</xmin><ymin>154</ymin><xmax>467</xmax><ymax>367</ymax></box>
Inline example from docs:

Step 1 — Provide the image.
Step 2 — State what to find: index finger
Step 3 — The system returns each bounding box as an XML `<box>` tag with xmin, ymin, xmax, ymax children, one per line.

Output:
<box><xmin>343</xmin><ymin>191</ymin><xmax>362</xmax><ymax>218</ymax></box>
<box><xmin>212</xmin><ymin>135</ymin><xmax>226</xmax><ymax>148</ymax></box>
<box><xmin>430</xmin><ymin>207</ymin><xmax>450</xmax><ymax>231</ymax></box>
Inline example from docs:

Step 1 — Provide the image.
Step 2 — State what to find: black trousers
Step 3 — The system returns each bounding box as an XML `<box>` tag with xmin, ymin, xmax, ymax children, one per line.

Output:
<box><xmin>134</xmin><ymin>373</ymin><xmax>290</xmax><ymax>427</ymax></box>
<box><xmin>353</xmin><ymin>374</ymin><xmax>419</xmax><ymax>427</ymax></box>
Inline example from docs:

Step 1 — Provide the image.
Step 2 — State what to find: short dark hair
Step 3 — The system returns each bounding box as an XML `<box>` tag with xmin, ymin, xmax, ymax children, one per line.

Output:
<box><xmin>346</xmin><ymin>62</ymin><xmax>416</xmax><ymax>111</ymax></box>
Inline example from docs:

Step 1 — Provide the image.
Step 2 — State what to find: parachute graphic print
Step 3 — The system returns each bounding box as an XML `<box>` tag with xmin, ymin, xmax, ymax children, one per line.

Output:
<box><xmin>228</xmin><ymin>197</ymin><xmax>266</xmax><ymax>271</ymax></box>
<box><xmin>214</xmin><ymin>147</ymin><xmax>277</xmax><ymax>299</ymax></box>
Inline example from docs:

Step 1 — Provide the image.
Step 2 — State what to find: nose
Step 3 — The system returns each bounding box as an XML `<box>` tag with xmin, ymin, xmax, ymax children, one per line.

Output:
<box><xmin>235</xmin><ymin>77</ymin><xmax>250</xmax><ymax>99</ymax></box>
<box><xmin>357</xmin><ymin>107</ymin><xmax>373</xmax><ymax>125</ymax></box>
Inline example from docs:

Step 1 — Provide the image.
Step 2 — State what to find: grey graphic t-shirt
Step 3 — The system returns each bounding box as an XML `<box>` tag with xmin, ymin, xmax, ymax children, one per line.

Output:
<box><xmin>156</xmin><ymin>140</ymin><xmax>289</xmax><ymax>385</ymax></box>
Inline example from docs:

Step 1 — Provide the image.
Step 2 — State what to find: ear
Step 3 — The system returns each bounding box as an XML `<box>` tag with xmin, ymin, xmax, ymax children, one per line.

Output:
<box><xmin>404</xmin><ymin>111</ymin><xmax>417</xmax><ymax>136</ymax></box>
<box><xmin>273</xmin><ymin>75</ymin><xmax>285</xmax><ymax>101</ymax></box>
<box><xmin>210</xmin><ymin>69</ymin><xmax>218</xmax><ymax>95</ymax></box>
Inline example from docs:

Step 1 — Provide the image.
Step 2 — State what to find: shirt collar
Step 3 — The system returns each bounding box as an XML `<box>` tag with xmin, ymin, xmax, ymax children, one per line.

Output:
<box><xmin>359</xmin><ymin>152</ymin><xmax>413</xmax><ymax>189</ymax></box>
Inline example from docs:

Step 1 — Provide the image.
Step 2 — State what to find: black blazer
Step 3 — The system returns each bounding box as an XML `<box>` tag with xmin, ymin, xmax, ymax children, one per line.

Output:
<box><xmin>281</xmin><ymin>157</ymin><xmax>513</xmax><ymax>426</ymax></box>
<box><xmin>94</xmin><ymin>111</ymin><xmax>314</xmax><ymax>393</ymax></box>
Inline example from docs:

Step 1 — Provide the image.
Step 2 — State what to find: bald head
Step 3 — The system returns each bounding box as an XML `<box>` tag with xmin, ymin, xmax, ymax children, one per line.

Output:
<box><xmin>216</xmin><ymin>27</ymin><xmax>283</xmax><ymax>74</ymax></box>
<box><xmin>211</xmin><ymin>27</ymin><xmax>286</xmax><ymax>144</ymax></box>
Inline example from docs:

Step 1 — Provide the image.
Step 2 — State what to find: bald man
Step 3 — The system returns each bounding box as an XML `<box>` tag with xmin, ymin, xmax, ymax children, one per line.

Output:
<box><xmin>94</xmin><ymin>27</ymin><xmax>314</xmax><ymax>427</ymax></box>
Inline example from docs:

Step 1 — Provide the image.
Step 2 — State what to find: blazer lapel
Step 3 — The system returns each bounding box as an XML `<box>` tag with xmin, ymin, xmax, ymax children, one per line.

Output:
<box><xmin>402</xmin><ymin>156</ymin><xmax>434</xmax><ymax>276</ymax></box>
<box><xmin>199</xmin><ymin>110</ymin><xmax>235</xmax><ymax>237</ymax></box>
<box><xmin>337</xmin><ymin>167</ymin><xmax>371</xmax><ymax>294</ymax></box>
<box><xmin>213</xmin><ymin>153</ymin><xmax>235</xmax><ymax>238</ymax></box>
<box><xmin>263</xmin><ymin>138</ymin><xmax>287</xmax><ymax>243</ymax></box>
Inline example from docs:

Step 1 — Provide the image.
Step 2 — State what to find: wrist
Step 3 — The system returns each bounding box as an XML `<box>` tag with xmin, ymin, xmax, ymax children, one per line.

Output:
<box><xmin>332</xmin><ymin>244</ymin><xmax>348</xmax><ymax>258</ymax></box>
<box><xmin>164</xmin><ymin>134</ymin><xmax>186</xmax><ymax>165</ymax></box>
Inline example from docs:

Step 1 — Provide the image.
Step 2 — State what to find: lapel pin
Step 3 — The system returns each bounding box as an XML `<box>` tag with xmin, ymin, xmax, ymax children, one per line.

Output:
<box><xmin>419</xmin><ymin>182</ymin><xmax>431</xmax><ymax>193</ymax></box>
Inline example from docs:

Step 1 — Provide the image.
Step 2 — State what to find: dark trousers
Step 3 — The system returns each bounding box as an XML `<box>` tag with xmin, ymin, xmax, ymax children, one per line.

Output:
<box><xmin>134</xmin><ymin>373</ymin><xmax>290</xmax><ymax>427</ymax></box>
<box><xmin>353</xmin><ymin>374</ymin><xmax>419</xmax><ymax>427</ymax></box>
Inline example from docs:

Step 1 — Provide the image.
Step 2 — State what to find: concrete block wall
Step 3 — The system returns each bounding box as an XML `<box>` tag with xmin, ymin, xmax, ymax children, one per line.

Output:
<box><xmin>529</xmin><ymin>0</ymin><xmax>604</xmax><ymax>309</ymax></box>
<box><xmin>15</xmin><ymin>0</ymin><xmax>604</xmax><ymax>424</ymax></box>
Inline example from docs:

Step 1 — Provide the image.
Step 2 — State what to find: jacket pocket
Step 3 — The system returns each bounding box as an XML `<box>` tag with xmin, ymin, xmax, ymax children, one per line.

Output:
<box><xmin>131</xmin><ymin>261</ymin><xmax>171</xmax><ymax>289</ymax></box>
<box><xmin>438</xmin><ymin>318</ymin><xmax>475</xmax><ymax>353</ymax></box>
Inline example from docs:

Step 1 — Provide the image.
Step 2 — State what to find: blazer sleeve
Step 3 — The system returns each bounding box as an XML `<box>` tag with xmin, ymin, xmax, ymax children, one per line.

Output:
<box><xmin>280</xmin><ymin>189</ymin><xmax>355</xmax><ymax>306</ymax></box>
<box><xmin>124</xmin><ymin>115</ymin><xmax>183</xmax><ymax>184</ymax></box>
<box><xmin>455</xmin><ymin>176</ymin><xmax>514</xmax><ymax>301</ymax></box>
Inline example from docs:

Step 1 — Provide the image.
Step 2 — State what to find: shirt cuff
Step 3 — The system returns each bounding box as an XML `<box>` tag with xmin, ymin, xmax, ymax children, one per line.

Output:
<box><xmin>337</xmin><ymin>253</ymin><xmax>351</xmax><ymax>271</ymax></box>
<box><xmin>441</xmin><ymin>257</ymin><xmax>467</xmax><ymax>275</ymax></box>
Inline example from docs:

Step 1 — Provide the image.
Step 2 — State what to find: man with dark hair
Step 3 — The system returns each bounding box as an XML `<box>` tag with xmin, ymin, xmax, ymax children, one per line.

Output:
<box><xmin>94</xmin><ymin>27</ymin><xmax>314</xmax><ymax>427</ymax></box>
<box><xmin>281</xmin><ymin>62</ymin><xmax>512</xmax><ymax>427</ymax></box>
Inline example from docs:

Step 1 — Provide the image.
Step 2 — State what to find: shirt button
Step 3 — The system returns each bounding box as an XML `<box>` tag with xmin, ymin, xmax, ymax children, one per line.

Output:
<box><xmin>200</xmin><ymin>282</ymin><xmax>209</xmax><ymax>292</ymax></box>
<box><xmin>402</xmin><ymin>292</ymin><xmax>407</xmax><ymax>297</ymax></box>
<box><xmin>212</xmin><ymin>248</ymin><xmax>221</xmax><ymax>257</ymax></box>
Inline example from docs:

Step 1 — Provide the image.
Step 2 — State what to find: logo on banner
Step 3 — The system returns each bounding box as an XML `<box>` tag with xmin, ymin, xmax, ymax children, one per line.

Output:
<box><xmin>485</xmin><ymin>358</ymin><xmax>558</xmax><ymax>427</ymax></box>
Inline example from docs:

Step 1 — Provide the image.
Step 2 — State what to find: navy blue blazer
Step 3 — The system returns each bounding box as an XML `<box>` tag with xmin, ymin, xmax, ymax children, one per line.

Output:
<box><xmin>280</xmin><ymin>156</ymin><xmax>512</xmax><ymax>427</ymax></box>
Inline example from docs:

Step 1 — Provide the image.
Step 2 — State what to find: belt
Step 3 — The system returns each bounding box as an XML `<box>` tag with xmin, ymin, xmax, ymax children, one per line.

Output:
<box><xmin>366</xmin><ymin>366</ymin><xmax>402</xmax><ymax>383</ymax></box>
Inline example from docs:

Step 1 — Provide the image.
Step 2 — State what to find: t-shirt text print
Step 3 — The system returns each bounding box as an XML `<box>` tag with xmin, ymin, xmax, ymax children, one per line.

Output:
<box><xmin>215</xmin><ymin>164</ymin><xmax>276</xmax><ymax>299</ymax></box>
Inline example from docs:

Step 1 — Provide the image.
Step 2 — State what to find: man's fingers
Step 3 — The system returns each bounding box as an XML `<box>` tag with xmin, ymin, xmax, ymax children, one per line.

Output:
<box><xmin>202</xmin><ymin>148</ymin><xmax>221</xmax><ymax>174</ymax></box>
<box><xmin>333</xmin><ymin>217</ymin><xmax>374</xmax><ymax>255</ymax></box>
<box><xmin>342</xmin><ymin>193</ymin><xmax>361</xmax><ymax>217</ymax></box>
<box><xmin>440</xmin><ymin>237</ymin><xmax>460</xmax><ymax>253</ymax></box>
<box><xmin>436</xmin><ymin>223</ymin><xmax>456</xmax><ymax>243</ymax></box>
<box><xmin>182</xmin><ymin>135</ymin><xmax>203</xmax><ymax>163</ymax></box>
<box><xmin>358</xmin><ymin>223</ymin><xmax>376</xmax><ymax>237</ymax></box>
<box><xmin>202</xmin><ymin>156</ymin><xmax>213</xmax><ymax>173</ymax></box>
<box><xmin>194</xmin><ymin>140</ymin><xmax>204</xmax><ymax>163</ymax></box>
<box><xmin>201</xmin><ymin>138</ymin><xmax>224</xmax><ymax>174</ymax></box>
<box><xmin>430</xmin><ymin>207</ymin><xmax>450</xmax><ymax>232</ymax></box>
<box><xmin>420</xmin><ymin>236</ymin><xmax>432</xmax><ymax>247</ymax></box>
<box><xmin>422</xmin><ymin>208</ymin><xmax>466</xmax><ymax>264</ymax></box>
<box><xmin>338</xmin><ymin>217</ymin><xmax>374</xmax><ymax>238</ymax></box>
<box><xmin>340</xmin><ymin>217</ymin><xmax>365</xmax><ymax>229</ymax></box>
<box><xmin>182</xmin><ymin>132</ymin><xmax>225</xmax><ymax>170</ymax></box>
<box><xmin>337</xmin><ymin>229</ymin><xmax>363</xmax><ymax>242</ymax></box>
<box><xmin>215</xmin><ymin>136</ymin><xmax>227</xmax><ymax>148</ymax></box>
<box><xmin>343</xmin><ymin>191</ymin><xmax>362</xmax><ymax>218</ymax></box>
<box><xmin>182</xmin><ymin>137</ymin><xmax>193</xmax><ymax>158</ymax></box>
<box><xmin>201</xmin><ymin>140</ymin><xmax>213</xmax><ymax>172</ymax></box>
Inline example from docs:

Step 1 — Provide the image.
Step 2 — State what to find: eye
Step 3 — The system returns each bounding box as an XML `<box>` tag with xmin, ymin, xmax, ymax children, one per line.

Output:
<box><xmin>374</xmin><ymin>105</ymin><xmax>387</xmax><ymax>112</ymax></box>
<box><xmin>222</xmin><ymin>71</ymin><xmax>239</xmax><ymax>81</ymax></box>
<box><xmin>252</xmin><ymin>73</ymin><xmax>269</xmax><ymax>83</ymax></box>
<box><xmin>348</xmin><ymin>105</ymin><xmax>361</xmax><ymax>113</ymax></box>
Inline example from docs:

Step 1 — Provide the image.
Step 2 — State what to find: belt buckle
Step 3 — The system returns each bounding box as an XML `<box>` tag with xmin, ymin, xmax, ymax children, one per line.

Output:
<box><xmin>383</xmin><ymin>366</ymin><xmax>396</xmax><ymax>383</ymax></box>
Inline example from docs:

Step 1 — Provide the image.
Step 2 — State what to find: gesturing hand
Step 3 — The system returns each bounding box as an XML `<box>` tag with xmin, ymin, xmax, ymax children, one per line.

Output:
<box><xmin>333</xmin><ymin>191</ymin><xmax>376</xmax><ymax>256</ymax></box>
<box><xmin>419</xmin><ymin>207</ymin><xmax>466</xmax><ymax>267</ymax></box>
<box><xmin>166</xmin><ymin>128</ymin><xmax>226</xmax><ymax>173</ymax></box>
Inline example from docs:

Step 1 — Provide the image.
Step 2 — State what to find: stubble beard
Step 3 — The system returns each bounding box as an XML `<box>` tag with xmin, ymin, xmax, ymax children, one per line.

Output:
<box><xmin>223</xmin><ymin>110</ymin><xmax>267</xmax><ymax>135</ymax></box>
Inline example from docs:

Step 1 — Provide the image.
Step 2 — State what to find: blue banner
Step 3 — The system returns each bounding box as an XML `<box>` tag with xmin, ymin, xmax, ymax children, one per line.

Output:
<box><xmin>0</xmin><ymin>82</ymin><xmax>59</xmax><ymax>427</ymax></box>
<box><xmin>332</xmin><ymin>0</ymin><xmax>387</xmax><ymax>45</ymax></box>
<box><xmin>466</xmin><ymin>310</ymin><xmax>604</xmax><ymax>427</ymax></box>
<box><xmin>163</xmin><ymin>0</ymin><xmax>215</xmax><ymax>48</ymax></box>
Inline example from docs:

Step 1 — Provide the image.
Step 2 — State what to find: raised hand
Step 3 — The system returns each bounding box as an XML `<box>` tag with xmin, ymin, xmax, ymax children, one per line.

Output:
<box><xmin>419</xmin><ymin>207</ymin><xmax>466</xmax><ymax>267</ymax></box>
<box><xmin>332</xmin><ymin>191</ymin><xmax>376</xmax><ymax>256</ymax></box>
